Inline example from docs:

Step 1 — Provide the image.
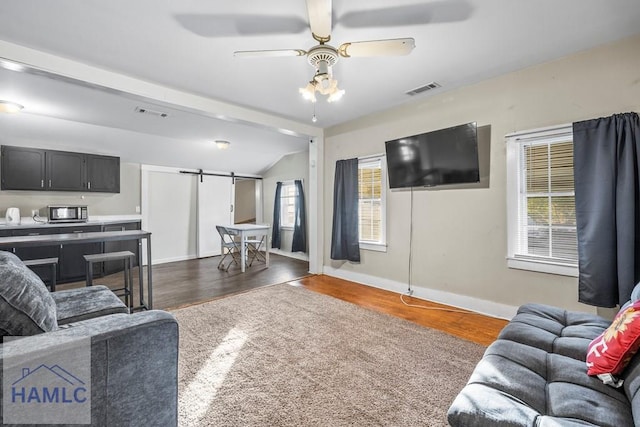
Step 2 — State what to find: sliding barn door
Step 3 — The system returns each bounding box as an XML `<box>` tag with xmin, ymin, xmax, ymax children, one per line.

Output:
<box><xmin>144</xmin><ymin>169</ymin><xmax>198</xmax><ymax>265</ymax></box>
<box><xmin>197</xmin><ymin>175</ymin><xmax>234</xmax><ymax>258</ymax></box>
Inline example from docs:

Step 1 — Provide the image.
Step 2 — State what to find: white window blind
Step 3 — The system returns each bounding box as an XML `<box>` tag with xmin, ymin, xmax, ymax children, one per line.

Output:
<box><xmin>358</xmin><ymin>156</ymin><xmax>386</xmax><ymax>250</ymax></box>
<box><xmin>279</xmin><ymin>182</ymin><xmax>296</xmax><ymax>228</ymax></box>
<box><xmin>506</xmin><ymin>125</ymin><xmax>578</xmax><ymax>276</ymax></box>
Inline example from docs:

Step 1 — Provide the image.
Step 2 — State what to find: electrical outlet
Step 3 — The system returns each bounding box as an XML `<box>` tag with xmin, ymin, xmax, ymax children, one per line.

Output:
<box><xmin>31</xmin><ymin>209</ymin><xmax>39</xmax><ymax>217</ymax></box>
<box><xmin>135</xmin><ymin>206</ymin><xmax>141</xmax><ymax>213</ymax></box>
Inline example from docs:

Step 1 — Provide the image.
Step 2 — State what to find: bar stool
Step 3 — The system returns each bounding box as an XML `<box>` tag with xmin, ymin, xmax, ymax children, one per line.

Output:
<box><xmin>83</xmin><ymin>251</ymin><xmax>135</xmax><ymax>309</ymax></box>
<box><xmin>23</xmin><ymin>257</ymin><xmax>58</xmax><ymax>291</ymax></box>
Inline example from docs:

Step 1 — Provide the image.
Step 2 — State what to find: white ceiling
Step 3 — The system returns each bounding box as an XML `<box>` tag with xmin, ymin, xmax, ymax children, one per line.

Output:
<box><xmin>0</xmin><ymin>0</ymin><xmax>639</xmax><ymax>174</ymax></box>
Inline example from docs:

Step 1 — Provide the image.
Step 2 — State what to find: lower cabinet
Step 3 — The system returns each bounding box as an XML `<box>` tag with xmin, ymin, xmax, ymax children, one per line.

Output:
<box><xmin>9</xmin><ymin>227</ymin><xmax>61</xmax><ymax>287</ymax></box>
<box><xmin>58</xmin><ymin>225</ymin><xmax>103</xmax><ymax>282</ymax></box>
<box><xmin>102</xmin><ymin>221</ymin><xmax>141</xmax><ymax>275</ymax></box>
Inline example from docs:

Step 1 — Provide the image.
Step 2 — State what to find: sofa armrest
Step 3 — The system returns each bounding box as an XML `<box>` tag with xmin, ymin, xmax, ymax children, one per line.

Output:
<box><xmin>1</xmin><ymin>311</ymin><xmax>179</xmax><ymax>427</ymax></box>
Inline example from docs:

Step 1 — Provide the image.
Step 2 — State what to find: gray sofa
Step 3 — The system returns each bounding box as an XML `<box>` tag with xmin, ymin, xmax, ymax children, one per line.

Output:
<box><xmin>0</xmin><ymin>250</ymin><xmax>179</xmax><ymax>426</ymax></box>
<box><xmin>448</xmin><ymin>302</ymin><xmax>640</xmax><ymax>426</ymax></box>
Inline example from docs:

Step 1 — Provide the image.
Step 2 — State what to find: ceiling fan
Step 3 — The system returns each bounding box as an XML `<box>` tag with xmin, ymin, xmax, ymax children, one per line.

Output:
<box><xmin>233</xmin><ymin>0</ymin><xmax>415</xmax><ymax>103</ymax></box>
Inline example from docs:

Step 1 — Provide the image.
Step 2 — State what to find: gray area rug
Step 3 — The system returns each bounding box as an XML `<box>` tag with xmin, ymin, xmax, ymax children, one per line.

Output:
<box><xmin>172</xmin><ymin>283</ymin><xmax>485</xmax><ymax>426</ymax></box>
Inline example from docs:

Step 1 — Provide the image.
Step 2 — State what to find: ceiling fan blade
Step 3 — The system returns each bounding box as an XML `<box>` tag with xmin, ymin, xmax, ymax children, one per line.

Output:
<box><xmin>306</xmin><ymin>0</ymin><xmax>332</xmax><ymax>42</ymax></box>
<box><xmin>233</xmin><ymin>49</ymin><xmax>307</xmax><ymax>58</ymax></box>
<box><xmin>338</xmin><ymin>38</ymin><xmax>415</xmax><ymax>58</ymax></box>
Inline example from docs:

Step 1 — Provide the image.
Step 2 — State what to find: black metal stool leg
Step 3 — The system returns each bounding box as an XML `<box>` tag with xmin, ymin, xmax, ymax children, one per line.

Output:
<box><xmin>128</xmin><ymin>257</ymin><xmax>133</xmax><ymax>310</ymax></box>
<box><xmin>51</xmin><ymin>263</ymin><xmax>57</xmax><ymax>292</ymax></box>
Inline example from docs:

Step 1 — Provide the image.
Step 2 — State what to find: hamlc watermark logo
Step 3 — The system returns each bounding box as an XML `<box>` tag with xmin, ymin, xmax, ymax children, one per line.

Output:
<box><xmin>3</xmin><ymin>336</ymin><xmax>91</xmax><ymax>424</ymax></box>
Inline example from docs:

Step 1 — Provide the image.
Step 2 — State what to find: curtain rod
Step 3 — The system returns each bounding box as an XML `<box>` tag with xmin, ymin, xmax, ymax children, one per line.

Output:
<box><xmin>358</xmin><ymin>153</ymin><xmax>385</xmax><ymax>161</ymax></box>
<box><xmin>279</xmin><ymin>178</ymin><xmax>304</xmax><ymax>184</ymax></box>
<box><xmin>505</xmin><ymin>123</ymin><xmax>572</xmax><ymax>140</ymax></box>
<box><xmin>179</xmin><ymin>169</ymin><xmax>263</xmax><ymax>183</ymax></box>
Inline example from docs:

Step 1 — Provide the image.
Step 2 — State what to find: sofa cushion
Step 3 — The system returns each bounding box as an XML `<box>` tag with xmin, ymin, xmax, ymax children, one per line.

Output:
<box><xmin>498</xmin><ymin>303</ymin><xmax>610</xmax><ymax>361</ymax></box>
<box><xmin>0</xmin><ymin>250</ymin><xmax>58</xmax><ymax>336</ymax></box>
<box><xmin>52</xmin><ymin>285</ymin><xmax>129</xmax><ymax>324</ymax></box>
<box><xmin>586</xmin><ymin>300</ymin><xmax>640</xmax><ymax>379</ymax></box>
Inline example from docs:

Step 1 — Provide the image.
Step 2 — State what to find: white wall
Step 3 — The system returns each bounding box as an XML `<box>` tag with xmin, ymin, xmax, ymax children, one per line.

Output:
<box><xmin>323</xmin><ymin>34</ymin><xmax>640</xmax><ymax>318</ymax></box>
<box><xmin>263</xmin><ymin>151</ymin><xmax>310</xmax><ymax>257</ymax></box>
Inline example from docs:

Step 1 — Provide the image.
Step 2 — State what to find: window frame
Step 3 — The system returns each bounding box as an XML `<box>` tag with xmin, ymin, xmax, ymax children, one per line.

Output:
<box><xmin>506</xmin><ymin>124</ymin><xmax>578</xmax><ymax>277</ymax></box>
<box><xmin>279</xmin><ymin>181</ymin><xmax>296</xmax><ymax>229</ymax></box>
<box><xmin>358</xmin><ymin>155</ymin><xmax>387</xmax><ymax>252</ymax></box>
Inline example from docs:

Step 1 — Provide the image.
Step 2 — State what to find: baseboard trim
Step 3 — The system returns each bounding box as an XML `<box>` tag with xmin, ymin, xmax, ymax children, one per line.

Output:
<box><xmin>270</xmin><ymin>248</ymin><xmax>309</xmax><ymax>262</ymax></box>
<box><xmin>322</xmin><ymin>267</ymin><xmax>517</xmax><ymax>320</ymax></box>
<box><xmin>152</xmin><ymin>254</ymin><xmax>198</xmax><ymax>265</ymax></box>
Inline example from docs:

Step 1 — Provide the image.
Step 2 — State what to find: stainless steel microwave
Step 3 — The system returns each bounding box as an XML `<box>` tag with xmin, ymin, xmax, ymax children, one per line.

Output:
<box><xmin>48</xmin><ymin>205</ymin><xmax>88</xmax><ymax>223</ymax></box>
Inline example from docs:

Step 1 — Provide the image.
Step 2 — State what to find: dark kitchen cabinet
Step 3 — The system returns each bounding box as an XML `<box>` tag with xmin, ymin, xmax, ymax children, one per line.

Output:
<box><xmin>1</xmin><ymin>145</ymin><xmax>46</xmax><ymax>190</ymax></box>
<box><xmin>46</xmin><ymin>150</ymin><xmax>86</xmax><ymax>191</ymax></box>
<box><xmin>86</xmin><ymin>154</ymin><xmax>120</xmax><ymax>193</ymax></box>
<box><xmin>58</xmin><ymin>225</ymin><xmax>103</xmax><ymax>282</ymax></box>
<box><xmin>102</xmin><ymin>221</ymin><xmax>141</xmax><ymax>275</ymax></box>
<box><xmin>9</xmin><ymin>227</ymin><xmax>61</xmax><ymax>286</ymax></box>
<box><xmin>0</xmin><ymin>145</ymin><xmax>120</xmax><ymax>193</ymax></box>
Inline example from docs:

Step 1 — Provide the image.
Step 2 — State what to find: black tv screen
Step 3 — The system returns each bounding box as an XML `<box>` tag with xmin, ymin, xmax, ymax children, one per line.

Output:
<box><xmin>385</xmin><ymin>122</ymin><xmax>479</xmax><ymax>189</ymax></box>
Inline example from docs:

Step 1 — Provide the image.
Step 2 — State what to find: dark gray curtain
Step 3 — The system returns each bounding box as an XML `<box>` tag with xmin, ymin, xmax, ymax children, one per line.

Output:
<box><xmin>271</xmin><ymin>181</ymin><xmax>282</xmax><ymax>249</ymax></box>
<box><xmin>331</xmin><ymin>158</ymin><xmax>360</xmax><ymax>262</ymax></box>
<box><xmin>292</xmin><ymin>180</ymin><xmax>307</xmax><ymax>253</ymax></box>
<box><xmin>574</xmin><ymin>112</ymin><xmax>640</xmax><ymax>307</ymax></box>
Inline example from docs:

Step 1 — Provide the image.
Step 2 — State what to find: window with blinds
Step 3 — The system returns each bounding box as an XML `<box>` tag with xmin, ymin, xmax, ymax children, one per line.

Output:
<box><xmin>358</xmin><ymin>157</ymin><xmax>386</xmax><ymax>248</ymax></box>
<box><xmin>279</xmin><ymin>182</ymin><xmax>296</xmax><ymax>228</ymax></box>
<box><xmin>506</xmin><ymin>125</ymin><xmax>578</xmax><ymax>276</ymax></box>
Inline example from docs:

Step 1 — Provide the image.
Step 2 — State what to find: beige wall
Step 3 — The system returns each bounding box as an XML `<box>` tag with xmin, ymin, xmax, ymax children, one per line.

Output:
<box><xmin>263</xmin><ymin>151</ymin><xmax>309</xmax><ymax>254</ymax></box>
<box><xmin>0</xmin><ymin>162</ymin><xmax>141</xmax><ymax>218</ymax></box>
<box><xmin>324</xmin><ymin>34</ymin><xmax>640</xmax><ymax>316</ymax></box>
<box><xmin>234</xmin><ymin>179</ymin><xmax>256</xmax><ymax>223</ymax></box>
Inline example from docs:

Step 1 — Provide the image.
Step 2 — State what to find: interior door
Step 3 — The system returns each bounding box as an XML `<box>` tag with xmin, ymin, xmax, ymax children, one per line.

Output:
<box><xmin>197</xmin><ymin>175</ymin><xmax>234</xmax><ymax>258</ymax></box>
<box><xmin>143</xmin><ymin>169</ymin><xmax>198</xmax><ymax>265</ymax></box>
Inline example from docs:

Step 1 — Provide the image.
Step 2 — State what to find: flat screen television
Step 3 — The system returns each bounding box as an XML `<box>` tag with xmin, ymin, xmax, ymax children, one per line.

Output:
<box><xmin>385</xmin><ymin>122</ymin><xmax>479</xmax><ymax>189</ymax></box>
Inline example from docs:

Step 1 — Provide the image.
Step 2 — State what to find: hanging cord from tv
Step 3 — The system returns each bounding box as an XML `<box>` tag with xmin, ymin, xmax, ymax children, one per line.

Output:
<box><xmin>406</xmin><ymin>186</ymin><xmax>414</xmax><ymax>295</ymax></box>
<box><xmin>400</xmin><ymin>186</ymin><xmax>479</xmax><ymax>315</ymax></box>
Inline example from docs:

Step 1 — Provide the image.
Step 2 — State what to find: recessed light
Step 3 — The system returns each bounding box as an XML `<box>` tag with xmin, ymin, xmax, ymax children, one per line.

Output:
<box><xmin>0</xmin><ymin>100</ymin><xmax>24</xmax><ymax>113</ymax></box>
<box><xmin>0</xmin><ymin>60</ymin><xmax>26</xmax><ymax>72</ymax></box>
<box><xmin>215</xmin><ymin>140</ymin><xmax>231</xmax><ymax>150</ymax></box>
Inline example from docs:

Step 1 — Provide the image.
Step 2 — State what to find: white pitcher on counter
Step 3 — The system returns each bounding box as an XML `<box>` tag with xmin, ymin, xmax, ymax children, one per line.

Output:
<box><xmin>5</xmin><ymin>207</ymin><xmax>21</xmax><ymax>225</ymax></box>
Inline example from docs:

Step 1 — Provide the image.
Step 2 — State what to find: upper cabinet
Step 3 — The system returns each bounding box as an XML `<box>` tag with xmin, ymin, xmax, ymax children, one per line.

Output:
<box><xmin>47</xmin><ymin>150</ymin><xmax>86</xmax><ymax>191</ymax></box>
<box><xmin>0</xmin><ymin>145</ymin><xmax>120</xmax><ymax>193</ymax></box>
<box><xmin>0</xmin><ymin>146</ymin><xmax>46</xmax><ymax>190</ymax></box>
<box><xmin>86</xmin><ymin>154</ymin><xmax>120</xmax><ymax>193</ymax></box>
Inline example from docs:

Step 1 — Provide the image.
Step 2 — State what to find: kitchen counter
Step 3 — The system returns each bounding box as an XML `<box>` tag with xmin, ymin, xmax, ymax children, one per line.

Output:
<box><xmin>0</xmin><ymin>215</ymin><xmax>141</xmax><ymax>229</ymax></box>
<box><xmin>0</xmin><ymin>229</ymin><xmax>152</xmax><ymax>310</ymax></box>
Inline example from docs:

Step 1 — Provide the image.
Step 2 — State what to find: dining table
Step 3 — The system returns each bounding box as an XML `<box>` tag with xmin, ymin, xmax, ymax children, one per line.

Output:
<box><xmin>222</xmin><ymin>223</ymin><xmax>270</xmax><ymax>272</ymax></box>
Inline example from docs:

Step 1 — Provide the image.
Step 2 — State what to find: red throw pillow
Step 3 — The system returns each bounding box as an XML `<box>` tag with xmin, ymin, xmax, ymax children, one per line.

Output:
<box><xmin>586</xmin><ymin>300</ymin><xmax>640</xmax><ymax>379</ymax></box>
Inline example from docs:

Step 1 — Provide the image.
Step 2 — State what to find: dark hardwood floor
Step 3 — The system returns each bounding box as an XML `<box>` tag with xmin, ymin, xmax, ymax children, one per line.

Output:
<box><xmin>59</xmin><ymin>255</ymin><xmax>506</xmax><ymax>346</ymax></box>
<box><xmin>58</xmin><ymin>253</ymin><xmax>311</xmax><ymax>310</ymax></box>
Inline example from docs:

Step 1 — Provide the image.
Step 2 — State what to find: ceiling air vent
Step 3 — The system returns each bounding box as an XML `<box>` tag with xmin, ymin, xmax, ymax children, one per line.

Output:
<box><xmin>135</xmin><ymin>106</ymin><xmax>168</xmax><ymax>118</ymax></box>
<box><xmin>405</xmin><ymin>82</ymin><xmax>441</xmax><ymax>96</ymax></box>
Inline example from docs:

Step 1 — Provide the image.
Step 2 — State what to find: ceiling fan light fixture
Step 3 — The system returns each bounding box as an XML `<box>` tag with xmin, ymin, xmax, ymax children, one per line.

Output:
<box><xmin>327</xmin><ymin>87</ymin><xmax>345</xmax><ymax>103</ymax></box>
<box><xmin>215</xmin><ymin>140</ymin><xmax>231</xmax><ymax>150</ymax></box>
<box><xmin>299</xmin><ymin>81</ymin><xmax>317</xmax><ymax>103</ymax></box>
<box><xmin>0</xmin><ymin>100</ymin><xmax>24</xmax><ymax>113</ymax></box>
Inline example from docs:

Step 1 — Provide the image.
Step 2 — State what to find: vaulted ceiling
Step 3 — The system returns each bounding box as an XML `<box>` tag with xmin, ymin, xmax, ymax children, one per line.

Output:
<box><xmin>0</xmin><ymin>1</ymin><xmax>639</xmax><ymax>174</ymax></box>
